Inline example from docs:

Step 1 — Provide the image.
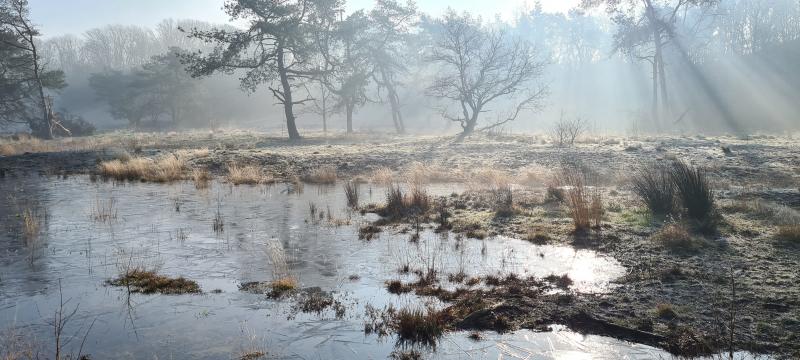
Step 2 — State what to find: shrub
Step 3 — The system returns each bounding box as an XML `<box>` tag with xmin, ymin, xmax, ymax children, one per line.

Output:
<box><xmin>670</xmin><ymin>160</ymin><xmax>714</xmax><ymax>222</ymax></box>
<box><xmin>632</xmin><ymin>162</ymin><xmax>675</xmax><ymax>216</ymax></box>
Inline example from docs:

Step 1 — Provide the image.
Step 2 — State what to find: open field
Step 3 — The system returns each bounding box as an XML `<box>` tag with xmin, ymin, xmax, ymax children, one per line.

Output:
<box><xmin>1</xmin><ymin>130</ymin><xmax>799</xmax><ymax>359</ymax></box>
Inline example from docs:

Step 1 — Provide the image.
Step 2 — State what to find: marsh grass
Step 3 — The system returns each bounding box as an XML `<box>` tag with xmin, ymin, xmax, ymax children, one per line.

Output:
<box><xmin>632</xmin><ymin>162</ymin><xmax>676</xmax><ymax>216</ymax></box>
<box><xmin>192</xmin><ymin>168</ymin><xmax>212</xmax><ymax>189</ymax></box>
<box><xmin>108</xmin><ymin>268</ymin><xmax>201</xmax><ymax>294</ymax></box>
<box><xmin>91</xmin><ymin>196</ymin><xmax>117</xmax><ymax>222</ymax></box>
<box><xmin>99</xmin><ymin>155</ymin><xmax>185</xmax><ymax>182</ymax></box>
<box><xmin>556</xmin><ymin>166</ymin><xmax>591</xmax><ymax>232</ymax></box>
<box><xmin>670</xmin><ymin>160</ymin><xmax>715</xmax><ymax>223</ymax></box>
<box><xmin>392</xmin><ymin>307</ymin><xmax>445</xmax><ymax>347</ymax></box>
<box><xmin>370</xmin><ymin>166</ymin><xmax>395</xmax><ymax>184</ymax></box>
<box><xmin>226</xmin><ymin>164</ymin><xmax>267</xmax><ymax>185</ymax></box>
<box><xmin>654</xmin><ymin>222</ymin><xmax>709</xmax><ymax>253</ymax></box>
<box><xmin>267</xmin><ymin>277</ymin><xmax>298</xmax><ymax>298</ymax></box>
<box><xmin>344</xmin><ymin>181</ymin><xmax>359</xmax><ymax>208</ymax></box>
<box><xmin>775</xmin><ymin>225</ymin><xmax>800</xmax><ymax>246</ymax></box>
<box><xmin>303</xmin><ymin>165</ymin><xmax>337</xmax><ymax>184</ymax></box>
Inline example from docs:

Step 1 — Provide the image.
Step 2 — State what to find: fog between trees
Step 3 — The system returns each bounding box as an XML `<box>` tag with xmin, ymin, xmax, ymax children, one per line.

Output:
<box><xmin>3</xmin><ymin>0</ymin><xmax>800</xmax><ymax>139</ymax></box>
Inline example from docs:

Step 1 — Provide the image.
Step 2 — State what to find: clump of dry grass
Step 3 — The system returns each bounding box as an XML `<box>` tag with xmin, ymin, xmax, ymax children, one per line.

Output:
<box><xmin>99</xmin><ymin>155</ymin><xmax>185</xmax><ymax>182</ymax></box>
<box><xmin>267</xmin><ymin>277</ymin><xmax>298</xmax><ymax>298</ymax></box>
<box><xmin>405</xmin><ymin>162</ymin><xmax>459</xmax><ymax>184</ymax></box>
<box><xmin>0</xmin><ymin>143</ymin><xmax>14</xmax><ymax>156</ymax></box>
<box><xmin>303</xmin><ymin>165</ymin><xmax>337</xmax><ymax>184</ymax></box>
<box><xmin>226</xmin><ymin>164</ymin><xmax>266</xmax><ymax>185</ymax></box>
<box><xmin>378</xmin><ymin>185</ymin><xmax>431</xmax><ymax>219</ymax></box>
<box><xmin>344</xmin><ymin>181</ymin><xmax>359</xmax><ymax>208</ymax></box>
<box><xmin>555</xmin><ymin>166</ymin><xmax>592</xmax><ymax>232</ymax></box>
<box><xmin>107</xmin><ymin>268</ymin><xmax>201</xmax><ymax>294</ymax></box>
<box><xmin>192</xmin><ymin>168</ymin><xmax>212</xmax><ymax>189</ymax></box>
<box><xmin>775</xmin><ymin>225</ymin><xmax>800</xmax><ymax>246</ymax></box>
<box><xmin>468</xmin><ymin>167</ymin><xmax>511</xmax><ymax>191</ymax></box>
<box><xmin>371</xmin><ymin>166</ymin><xmax>395</xmax><ymax>184</ymax></box>
<box><xmin>653</xmin><ymin>223</ymin><xmax>708</xmax><ymax>252</ymax></box>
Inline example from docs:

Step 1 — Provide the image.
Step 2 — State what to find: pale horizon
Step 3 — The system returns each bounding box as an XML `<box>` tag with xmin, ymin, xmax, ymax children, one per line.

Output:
<box><xmin>29</xmin><ymin>0</ymin><xmax>581</xmax><ymax>37</ymax></box>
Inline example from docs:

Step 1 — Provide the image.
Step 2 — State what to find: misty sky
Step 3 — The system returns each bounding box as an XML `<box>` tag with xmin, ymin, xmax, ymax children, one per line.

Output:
<box><xmin>29</xmin><ymin>0</ymin><xmax>580</xmax><ymax>37</ymax></box>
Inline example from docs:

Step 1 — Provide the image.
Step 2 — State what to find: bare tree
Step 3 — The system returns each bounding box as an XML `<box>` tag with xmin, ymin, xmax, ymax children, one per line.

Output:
<box><xmin>426</xmin><ymin>11</ymin><xmax>548</xmax><ymax>141</ymax></box>
<box><xmin>182</xmin><ymin>0</ymin><xmax>337</xmax><ymax>140</ymax></box>
<box><xmin>313</xmin><ymin>9</ymin><xmax>373</xmax><ymax>134</ymax></box>
<box><xmin>368</xmin><ymin>0</ymin><xmax>417</xmax><ymax>134</ymax></box>
<box><xmin>0</xmin><ymin>0</ymin><xmax>67</xmax><ymax>138</ymax></box>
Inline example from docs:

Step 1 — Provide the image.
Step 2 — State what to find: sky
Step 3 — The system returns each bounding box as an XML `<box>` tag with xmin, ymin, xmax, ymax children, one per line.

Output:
<box><xmin>29</xmin><ymin>0</ymin><xmax>581</xmax><ymax>37</ymax></box>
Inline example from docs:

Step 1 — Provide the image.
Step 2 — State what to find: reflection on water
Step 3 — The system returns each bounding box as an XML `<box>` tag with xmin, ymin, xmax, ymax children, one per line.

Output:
<box><xmin>0</xmin><ymin>175</ymin><xmax>669</xmax><ymax>359</ymax></box>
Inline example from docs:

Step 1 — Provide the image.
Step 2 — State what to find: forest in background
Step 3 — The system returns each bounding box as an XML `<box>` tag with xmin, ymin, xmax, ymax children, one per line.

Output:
<box><xmin>3</xmin><ymin>0</ymin><xmax>800</xmax><ymax>138</ymax></box>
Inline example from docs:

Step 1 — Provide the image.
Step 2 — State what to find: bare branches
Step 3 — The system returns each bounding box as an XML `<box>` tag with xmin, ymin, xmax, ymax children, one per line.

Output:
<box><xmin>426</xmin><ymin>10</ymin><xmax>548</xmax><ymax>139</ymax></box>
<box><xmin>551</xmin><ymin>110</ymin><xmax>588</xmax><ymax>147</ymax></box>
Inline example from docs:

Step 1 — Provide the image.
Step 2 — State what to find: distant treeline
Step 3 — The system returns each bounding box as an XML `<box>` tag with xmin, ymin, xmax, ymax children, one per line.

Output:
<box><xmin>3</xmin><ymin>0</ymin><xmax>800</xmax><ymax>138</ymax></box>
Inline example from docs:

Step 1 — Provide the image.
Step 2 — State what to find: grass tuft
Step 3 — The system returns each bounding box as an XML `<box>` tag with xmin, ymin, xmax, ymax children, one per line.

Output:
<box><xmin>670</xmin><ymin>160</ymin><xmax>715</xmax><ymax>223</ymax></box>
<box><xmin>304</xmin><ymin>165</ymin><xmax>337</xmax><ymax>184</ymax></box>
<box><xmin>344</xmin><ymin>181</ymin><xmax>359</xmax><ymax>208</ymax></box>
<box><xmin>99</xmin><ymin>155</ymin><xmax>185</xmax><ymax>182</ymax></box>
<box><xmin>775</xmin><ymin>224</ymin><xmax>800</xmax><ymax>246</ymax></box>
<box><xmin>226</xmin><ymin>164</ymin><xmax>265</xmax><ymax>185</ymax></box>
<box><xmin>392</xmin><ymin>307</ymin><xmax>445</xmax><ymax>347</ymax></box>
<box><xmin>632</xmin><ymin>162</ymin><xmax>676</xmax><ymax>216</ymax></box>
<box><xmin>107</xmin><ymin>268</ymin><xmax>201</xmax><ymax>294</ymax></box>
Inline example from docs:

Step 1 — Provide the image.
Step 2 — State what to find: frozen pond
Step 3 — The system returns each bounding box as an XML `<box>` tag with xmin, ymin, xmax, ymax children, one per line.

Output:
<box><xmin>0</xmin><ymin>175</ymin><xmax>684</xmax><ymax>359</ymax></box>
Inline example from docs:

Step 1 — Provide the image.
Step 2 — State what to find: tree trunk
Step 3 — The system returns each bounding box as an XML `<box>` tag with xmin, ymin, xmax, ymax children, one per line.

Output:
<box><xmin>456</xmin><ymin>113</ymin><xmax>479</xmax><ymax>142</ymax></box>
<box><xmin>276</xmin><ymin>45</ymin><xmax>301</xmax><ymax>140</ymax></box>
<box><xmin>381</xmin><ymin>69</ymin><xmax>405</xmax><ymax>134</ymax></box>
<box><xmin>29</xmin><ymin>34</ymin><xmax>53</xmax><ymax>139</ymax></box>
<box><xmin>321</xmin><ymin>83</ymin><xmax>327</xmax><ymax>134</ymax></box>
<box><xmin>345</xmin><ymin>102</ymin><xmax>354</xmax><ymax>133</ymax></box>
<box><xmin>651</xmin><ymin>57</ymin><xmax>660</xmax><ymax>130</ymax></box>
<box><xmin>657</xmin><ymin>45</ymin><xmax>670</xmax><ymax>120</ymax></box>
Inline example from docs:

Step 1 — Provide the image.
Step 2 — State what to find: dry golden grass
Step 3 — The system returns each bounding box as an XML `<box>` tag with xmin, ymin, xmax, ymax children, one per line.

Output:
<box><xmin>517</xmin><ymin>165</ymin><xmax>553</xmax><ymax>187</ymax></box>
<box><xmin>404</xmin><ymin>162</ymin><xmax>463</xmax><ymax>185</ymax></box>
<box><xmin>226</xmin><ymin>164</ymin><xmax>266</xmax><ymax>185</ymax></box>
<box><xmin>467</xmin><ymin>167</ymin><xmax>511</xmax><ymax>191</ymax></box>
<box><xmin>192</xmin><ymin>168</ymin><xmax>212</xmax><ymax>189</ymax></box>
<box><xmin>304</xmin><ymin>165</ymin><xmax>337</xmax><ymax>184</ymax></box>
<box><xmin>775</xmin><ymin>224</ymin><xmax>800</xmax><ymax>246</ymax></box>
<box><xmin>98</xmin><ymin>155</ymin><xmax>186</xmax><ymax>182</ymax></box>
<box><xmin>371</xmin><ymin>166</ymin><xmax>395</xmax><ymax>185</ymax></box>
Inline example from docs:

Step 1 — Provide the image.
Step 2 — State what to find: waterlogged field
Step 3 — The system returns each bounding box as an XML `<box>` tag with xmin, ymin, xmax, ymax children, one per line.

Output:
<box><xmin>1</xmin><ymin>132</ymin><xmax>797</xmax><ymax>359</ymax></box>
<box><xmin>0</xmin><ymin>175</ymin><xmax>662</xmax><ymax>359</ymax></box>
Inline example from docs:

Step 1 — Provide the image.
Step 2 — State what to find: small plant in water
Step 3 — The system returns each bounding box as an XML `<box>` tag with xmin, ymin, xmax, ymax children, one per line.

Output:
<box><xmin>392</xmin><ymin>307</ymin><xmax>445</xmax><ymax>347</ymax></box>
<box><xmin>344</xmin><ymin>181</ymin><xmax>359</xmax><ymax>208</ymax></box>
<box><xmin>108</xmin><ymin>268</ymin><xmax>201</xmax><ymax>294</ymax></box>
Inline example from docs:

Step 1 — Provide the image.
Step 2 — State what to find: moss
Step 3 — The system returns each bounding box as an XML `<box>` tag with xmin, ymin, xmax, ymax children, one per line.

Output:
<box><xmin>108</xmin><ymin>269</ymin><xmax>201</xmax><ymax>294</ymax></box>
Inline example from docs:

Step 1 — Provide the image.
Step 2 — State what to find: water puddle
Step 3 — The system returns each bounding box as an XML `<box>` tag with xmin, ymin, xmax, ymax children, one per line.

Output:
<box><xmin>0</xmin><ymin>175</ymin><xmax>683</xmax><ymax>359</ymax></box>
